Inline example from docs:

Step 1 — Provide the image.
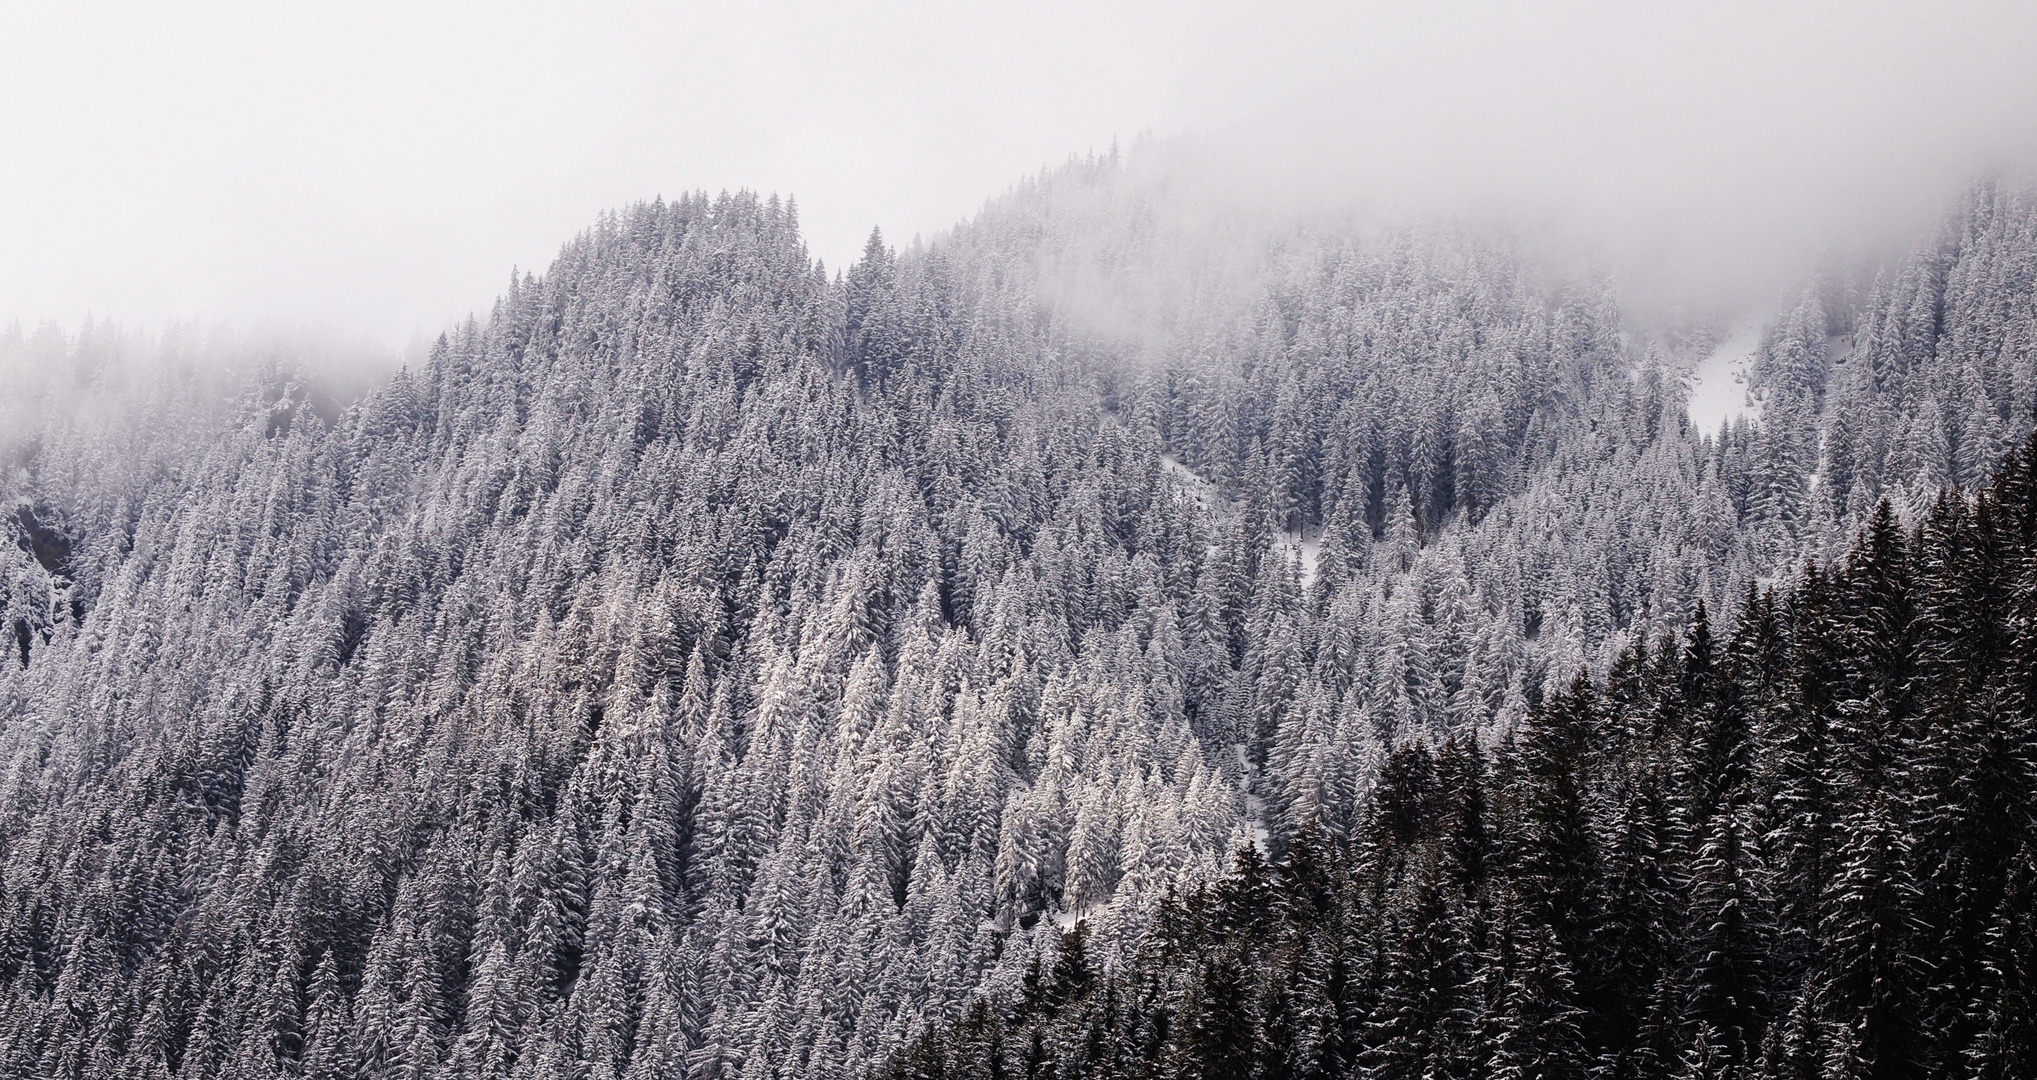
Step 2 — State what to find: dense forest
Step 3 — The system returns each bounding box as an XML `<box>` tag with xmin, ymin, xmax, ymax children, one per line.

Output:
<box><xmin>882</xmin><ymin>463</ymin><xmax>2037</xmax><ymax>1080</ymax></box>
<box><xmin>0</xmin><ymin>154</ymin><xmax>2032</xmax><ymax>1079</ymax></box>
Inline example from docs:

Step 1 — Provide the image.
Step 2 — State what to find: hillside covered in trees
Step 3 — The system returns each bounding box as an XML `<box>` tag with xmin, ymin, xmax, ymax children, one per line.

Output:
<box><xmin>0</xmin><ymin>154</ymin><xmax>2032</xmax><ymax>1079</ymax></box>
<box><xmin>882</xmin><ymin>457</ymin><xmax>2037</xmax><ymax>1080</ymax></box>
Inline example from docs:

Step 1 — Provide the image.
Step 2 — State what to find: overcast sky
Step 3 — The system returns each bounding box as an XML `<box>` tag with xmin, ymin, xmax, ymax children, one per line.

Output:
<box><xmin>4</xmin><ymin>0</ymin><xmax>2035</xmax><ymax>346</ymax></box>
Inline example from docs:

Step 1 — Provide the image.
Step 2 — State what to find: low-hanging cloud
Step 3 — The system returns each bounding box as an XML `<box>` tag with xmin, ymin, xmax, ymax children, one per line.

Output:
<box><xmin>1172</xmin><ymin>1</ymin><xmax>2037</xmax><ymax>318</ymax></box>
<box><xmin>3</xmin><ymin>0</ymin><xmax>2032</xmax><ymax>345</ymax></box>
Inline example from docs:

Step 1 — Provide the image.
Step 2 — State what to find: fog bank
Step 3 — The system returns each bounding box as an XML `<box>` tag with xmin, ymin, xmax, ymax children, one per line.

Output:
<box><xmin>4</xmin><ymin>1</ymin><xmax>2032</xmax><ymax>344</ymax></box>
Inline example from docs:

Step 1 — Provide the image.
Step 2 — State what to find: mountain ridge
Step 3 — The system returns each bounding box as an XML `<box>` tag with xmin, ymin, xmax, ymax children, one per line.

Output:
<box><xmin>0</xmin><ymin>161</ymin><xmax>2032</xmax><ymax>1079</ymax></box>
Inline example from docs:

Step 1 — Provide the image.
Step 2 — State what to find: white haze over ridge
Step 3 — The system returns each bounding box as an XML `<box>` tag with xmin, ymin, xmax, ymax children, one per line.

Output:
<box><xmin>2</xmin><ymin>0</ymin><xmax>2034</xmax><ymax>345</ymax></box>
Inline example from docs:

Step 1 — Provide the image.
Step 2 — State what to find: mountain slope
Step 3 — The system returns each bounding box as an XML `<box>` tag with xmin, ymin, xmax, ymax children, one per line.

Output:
<box><xmin>883</xmin><ymin>449</ymin><xmax>2037</xmax><ymax>1080</ymax></box>
<box><xmin>0</xmin><ymin>161</ymin><xmax>2032</xmax><ymax>1080</ymax></box>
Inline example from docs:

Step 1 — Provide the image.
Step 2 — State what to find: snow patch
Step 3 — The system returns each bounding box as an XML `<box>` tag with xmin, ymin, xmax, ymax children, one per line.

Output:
<box><xmin>1159</xmin><ymin>453</ymin><xmax>1221</xmax><ymax>510</ymax></box>
<box><xmin>1235</xmin><ymin>745</ymin><xmax>1273</xmax><ymax>853</ymax></box>
<box><xmin>1277</xmin><ymin>529</ymin><xmax>1322</xmax><ymax>589</ymax></box>
<box><xmin>1686</xmin><ymin>327</ymin><xmax>1763</xmax><ymax>437</ymax></box>
<box><xmin>1160</xmin><ymin>453</ymin><xmax>1322</xmax><ymax>588</ymax></box>
<box><xmin>1826</xmin><ymin>332</ymin><xmax>1852</xmax><ymax>367</ymax></box>
<box><xmin>1051</xmin><ymin>903</ymin><xmax>1105</xmax><ymax>931</ymax></box>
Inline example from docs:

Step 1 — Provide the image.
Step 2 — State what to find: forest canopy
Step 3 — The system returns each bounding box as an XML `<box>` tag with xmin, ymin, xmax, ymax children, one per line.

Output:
<box><xmin>0</xmin><ymin>160</ymin><xmax>2033</xmax><ymax>1080</ymax></box>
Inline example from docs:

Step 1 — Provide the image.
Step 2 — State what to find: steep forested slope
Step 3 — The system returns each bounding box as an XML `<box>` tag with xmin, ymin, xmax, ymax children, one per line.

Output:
<box><xmin>882</xmin><ymin>448</ymin><xmax>2037</xmax><ymax>1080</ymax></box>
<box><xmin>0</xmin><ymin>159</ymin><xmax>2031</xmax><ymax>1080</ymax></box>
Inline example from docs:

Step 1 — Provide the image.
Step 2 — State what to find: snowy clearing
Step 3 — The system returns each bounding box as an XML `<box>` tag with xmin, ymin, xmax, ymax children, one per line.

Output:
<box><xmin>1278</xmin><ymin>530</ymin><xmax>1322</xmax><ymax>589</ymax></box>
<box><xmin>1159</xmin><ymin>452</ymin><xmax>1221</xmax><ymax>510</ymax></box>
<box><xmin>1163</xmin><ymin>453</ymin><xmax>1321</xmax><ymax>586</ymax></box>
<box><xmin>1686</xmin><ymin>327</ymin><xmax>1763</xmax><ymax>436</ymax></box>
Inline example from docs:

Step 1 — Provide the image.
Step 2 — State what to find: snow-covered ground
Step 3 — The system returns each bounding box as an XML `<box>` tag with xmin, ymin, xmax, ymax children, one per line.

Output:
<box><xmin>1159</xmin><ymin>453</ymin><xmax>1220</xmax><ymax>509</ymax></box>
<box><xmin>1051</xmin><ymin>904</ymin><xmax>1105</xmax><ymax>931</ymax></box>
<box><xmin>1278</xmin><ymin>531</ymin><xmax>1322</xmax><ymax>589</ymax></box>
<box><xmin>1163</xmin><ymin>453</ymin><xmax>1322</xmax><ymax>587</ymax></box>
<box><xmin>1686</xmin><ymin>327</ymin><xmax>1763</xmax><ymax>436</ymax></box>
